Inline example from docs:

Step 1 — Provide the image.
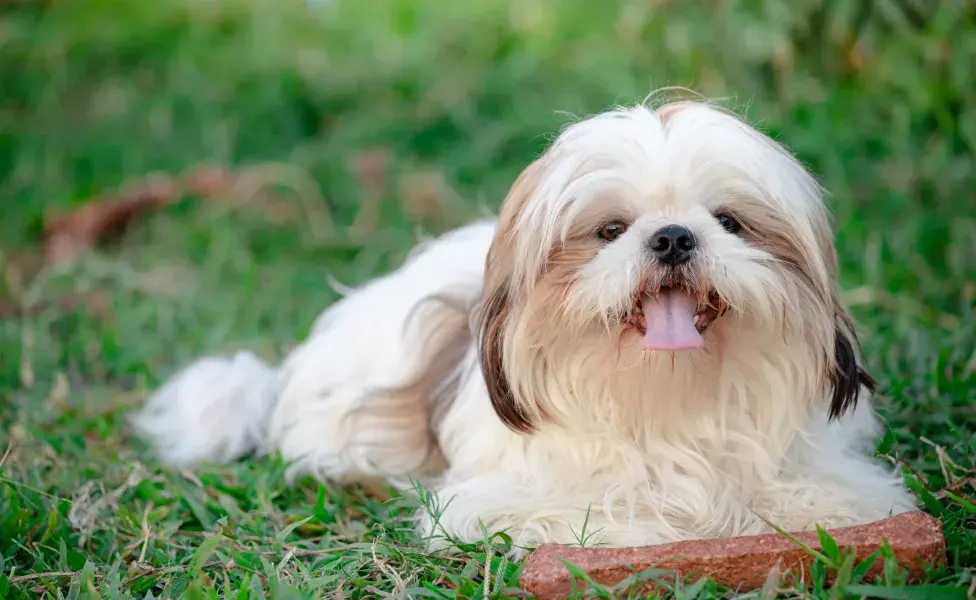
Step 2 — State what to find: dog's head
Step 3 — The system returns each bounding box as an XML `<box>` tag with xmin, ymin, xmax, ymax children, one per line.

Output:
<box><xmin>477</xmin><ymin>101</ymin><xmax>874</xmax><ymax>432</ymax></box>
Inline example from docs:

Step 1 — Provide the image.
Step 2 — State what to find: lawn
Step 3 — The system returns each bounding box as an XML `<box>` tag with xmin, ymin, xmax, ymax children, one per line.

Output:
<box><xmin>0</xmin><ymin>0</ymin><xmax>974</xmax><ymax>598</ymax></box>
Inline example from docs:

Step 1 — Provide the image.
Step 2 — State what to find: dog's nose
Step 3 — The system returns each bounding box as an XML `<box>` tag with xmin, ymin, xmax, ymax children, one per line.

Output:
<box><xmin>649</xmin><ymin>225</ymin><xmax>696</xmax><ymax>265</ymax></box>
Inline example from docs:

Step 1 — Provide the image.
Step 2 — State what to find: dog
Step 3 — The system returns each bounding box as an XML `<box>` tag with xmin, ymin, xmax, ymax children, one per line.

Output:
<box><xmin>132</xmin><ymin>97</ymin><xmax>916</xmax><ymax>558</ymax></box>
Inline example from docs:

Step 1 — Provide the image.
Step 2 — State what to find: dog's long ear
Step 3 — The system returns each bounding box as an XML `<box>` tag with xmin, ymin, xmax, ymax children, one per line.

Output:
<box><xmin>730</xmin><ymin>116</ymin><xmax>877</xmax><ymax>422</ymax></box>
<box><xmin>815</xmin><ymin>211</ymin><xmax>876</xmax><ymax>420</ymax></box>
<box><xmin>828</xmin><ymin>312</ymin><xmax>876</xmax><ymax>420</ymax></box>
<box><xmin>477</xmin><ymin>160</ymin><xmax>545</xmax><ymax>433</ymax></box>
<box><xmin>734</xmin><ymin>203</ymin><xmax>875</xmax><ymax>420</ymax></box>
<box><xmin>478</xmin><ymin>278</ymin><xmax>534</xmax><ymax>432</ymax></box>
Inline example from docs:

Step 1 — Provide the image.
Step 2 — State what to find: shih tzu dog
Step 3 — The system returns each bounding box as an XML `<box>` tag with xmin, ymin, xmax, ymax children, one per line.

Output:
<box><xmin>132</xmin><ymin>97</ymin><xmax>915</xmax><ymax>557</ymax></box>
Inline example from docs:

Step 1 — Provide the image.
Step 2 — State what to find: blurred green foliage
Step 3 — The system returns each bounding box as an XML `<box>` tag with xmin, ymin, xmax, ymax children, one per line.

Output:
<box><xmin>2</xmin><ymin>1</ymin><xmax>974</xmax><ymax>284</ymax></box>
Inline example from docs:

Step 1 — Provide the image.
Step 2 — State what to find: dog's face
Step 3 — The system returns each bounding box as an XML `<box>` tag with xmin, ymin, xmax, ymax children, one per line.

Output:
<box><xmin>478</xmin><ymin>102</ymin><xmax>874</xmax><ymax>432</ymax></box>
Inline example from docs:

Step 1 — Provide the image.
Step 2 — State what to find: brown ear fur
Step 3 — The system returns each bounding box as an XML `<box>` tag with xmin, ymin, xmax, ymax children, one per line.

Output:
<box><xmin>828</xmin><ymin>312</ymin><xmax>876</xmax><ymax>420</ymax></box>
<box><xmin>732</xmin><ymin>190</ymin><xmax>875</xmax><ymax>421</ymax></box>
<box><xmin>817</xmin><ymin>216</ymin><xmax>876</xmax><ymax>420</ymax></box>
<box><xmin>478</xmin><ymin>279</ymin><xmax>534</xmax><ymax>432</ymax></box>
<box><xmin>477</xmin><ymin>160</ymin><xmax>545</xmax><ymax>433</ymax></box>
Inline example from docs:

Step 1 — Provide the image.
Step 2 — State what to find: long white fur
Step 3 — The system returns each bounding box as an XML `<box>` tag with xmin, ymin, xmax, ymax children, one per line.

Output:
<box><xmin>131</xmin><ymin>100</ymin><xmax>915</xmax><ymax>558</ymax></box>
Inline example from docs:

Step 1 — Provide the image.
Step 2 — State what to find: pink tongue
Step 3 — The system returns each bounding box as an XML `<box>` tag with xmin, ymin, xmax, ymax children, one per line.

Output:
<box><xmin>641</xmin><ymin>289</ymin><xmax>704</xmax><ymax>351</ymax></box>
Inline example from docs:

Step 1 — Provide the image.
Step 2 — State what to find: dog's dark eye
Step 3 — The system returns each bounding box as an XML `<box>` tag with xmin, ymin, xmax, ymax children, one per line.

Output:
<box><xmin>715</xmin><ymin>213</ymin><xmax>741</xmax><ymax>235</ymax></box>
<box><xmin>597</xmin><ymin>221</ymin><xmax>628</xmax><ymax>242</ymax></box>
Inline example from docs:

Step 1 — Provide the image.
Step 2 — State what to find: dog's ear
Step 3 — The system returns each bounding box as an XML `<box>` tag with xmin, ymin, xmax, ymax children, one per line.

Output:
<box><xmin>476</xmin><ymin>159</ymin><xmax>547</xmax><ymax>434</ymax></box>
<box><xmin>827</xmin><ymin>313</ymin><xmax>876</xmax><ymax>420</ymax></box>
<box><xmin>477</xmin><ymin>279</ymin><xmax>534</xmax><ymax>433</ymax></box>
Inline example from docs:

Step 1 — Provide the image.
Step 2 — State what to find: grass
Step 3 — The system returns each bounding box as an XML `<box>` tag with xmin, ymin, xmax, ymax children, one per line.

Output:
<box><xmin>0</xmin><ymin>0</ymin><xmax>974</xmax><ymax>597</ymax></box>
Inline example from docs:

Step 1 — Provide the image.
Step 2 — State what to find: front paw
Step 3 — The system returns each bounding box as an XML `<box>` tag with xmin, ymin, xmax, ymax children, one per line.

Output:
<box><xmin>413</xmin><ymin>509</ymin><xmax>537</xmax><ymax>559</ymax></box>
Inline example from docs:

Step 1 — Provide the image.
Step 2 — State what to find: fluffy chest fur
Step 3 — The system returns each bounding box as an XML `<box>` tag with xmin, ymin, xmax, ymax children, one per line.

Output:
<box><xmin>436</xmin><ymin>334</ymin><xmax>820</xmax><ymax>539</ymax></box>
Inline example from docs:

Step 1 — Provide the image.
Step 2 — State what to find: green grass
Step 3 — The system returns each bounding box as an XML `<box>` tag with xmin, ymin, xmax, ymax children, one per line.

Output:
<box><xmin>1</xmin><ymin>0</ymin><xmax>974</xmax><ymax>597</ymax></box>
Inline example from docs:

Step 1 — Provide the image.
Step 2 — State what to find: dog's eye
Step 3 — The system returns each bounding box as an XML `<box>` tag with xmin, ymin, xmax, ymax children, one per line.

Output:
<box><xmin>715</xmin><ymin>213</ymin><xmax>741</xmax><ymax>235</ymax></box>
<box><xmin>597</xmin><ymin>221</ymin><xmax>628</xmax><ymax>242</ymax></box>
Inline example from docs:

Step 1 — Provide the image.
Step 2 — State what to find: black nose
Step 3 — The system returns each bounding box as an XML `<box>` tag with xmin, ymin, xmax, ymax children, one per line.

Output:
<box><xmin>649</xmin><ymin>225</ymin><xmax>696</xmax><ymax>265</ymax></box>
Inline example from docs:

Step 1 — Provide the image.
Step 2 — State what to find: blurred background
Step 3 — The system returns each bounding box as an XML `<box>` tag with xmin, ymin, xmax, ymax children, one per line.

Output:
<box><xmin>2</xmin><ymin>0</ymin><xmax>974</xmax><ymax>468</ymax></box>
<box><xmin>0</xmin><ymin>0</ymin><xmax>974</xmax><ymax>594</ymax></box>
<box><xmin>2</xmin><ymin>0</ymin><xmax>974</xmax><ymax>345</ymax></box>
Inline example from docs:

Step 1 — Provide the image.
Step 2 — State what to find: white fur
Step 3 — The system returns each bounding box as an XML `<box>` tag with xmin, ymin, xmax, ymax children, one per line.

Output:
<box><xmin>131</xmin><ymin>351</ymin><xmax>277</xmax><ymax>467</ymax></box>
<box><xmin>131</xmin><ymin>100</ymin><xmax>915</xmax><ymax>558</ymax></box>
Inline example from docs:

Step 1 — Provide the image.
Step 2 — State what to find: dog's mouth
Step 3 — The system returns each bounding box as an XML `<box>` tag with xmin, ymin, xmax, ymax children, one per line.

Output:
<box><xmin>625</xmin><ymin>285</ymin><xmax>726</xmax><ymax>352</ymax></box>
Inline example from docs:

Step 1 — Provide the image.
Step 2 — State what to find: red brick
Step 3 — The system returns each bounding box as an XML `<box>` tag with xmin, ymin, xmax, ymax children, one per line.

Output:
<box><xmin>520</xmin><ymin>511</ymin><xmax>945</xmax><ymax>598</ymax></box>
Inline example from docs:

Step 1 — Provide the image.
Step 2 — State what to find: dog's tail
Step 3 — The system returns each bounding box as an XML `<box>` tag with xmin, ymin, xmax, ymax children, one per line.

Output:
<box><xmin>130</xmin><ymin>351</ymin><xmax>279</xmax><ymax>468</ymax></box>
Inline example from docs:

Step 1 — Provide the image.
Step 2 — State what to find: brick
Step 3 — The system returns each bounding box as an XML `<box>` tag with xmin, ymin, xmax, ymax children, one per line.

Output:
<box><xmin>520</xmin><ymin>511</ymin><xmax>945</xmax><ymax>598</ymax></box>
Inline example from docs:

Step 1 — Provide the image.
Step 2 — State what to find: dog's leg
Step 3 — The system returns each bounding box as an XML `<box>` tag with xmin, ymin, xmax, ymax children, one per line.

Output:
<box><xmin>412</xmin><ymin>472</ymin><xmax>713</xmax><ymax>559</ymax></box>
<box><xmin>266</xmin><ymin>221</ymin><xmax>496</xmax><ymax>483</ymax></box>
<box><xmin>753</xmin><ymin>465</ymin><xmax>916</xmax><ymax>532</ymax></box>
<box><xmin>753</xmin><ymin>403</ymin><xmax>916</xmax><ymax>532</ymax></box>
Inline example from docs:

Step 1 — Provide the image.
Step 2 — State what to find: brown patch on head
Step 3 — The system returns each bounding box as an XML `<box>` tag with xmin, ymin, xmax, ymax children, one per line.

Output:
<box><xmin>655</xmin><ymin>101</ymin><xmax>695</xmax><ymax>124</ymax></box>
<box><xmin>513</xmin><ymin>238</ymin><xmax>608</xmax><ymax>342</ymax></box>
<box><xmin>544</xmin><ymin>237</ymin><xmax>603</xmax><ymax>292</ymax></box>
<box><xmin>734</xmin><ymin>204</ymin><xmax>832</xmax><ymax>307</ymax></box>
<box><xmin>483</xmin><ymin>160</ymin><xmax>545</xmax><ymax>290</ymax></box>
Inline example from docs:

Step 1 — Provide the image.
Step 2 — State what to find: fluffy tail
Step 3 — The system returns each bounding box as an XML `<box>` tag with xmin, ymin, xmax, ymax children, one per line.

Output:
<box><xmin>130</xmin><ymin>350</ymin><xmax>279</xmax><ymax>468</ymax></box>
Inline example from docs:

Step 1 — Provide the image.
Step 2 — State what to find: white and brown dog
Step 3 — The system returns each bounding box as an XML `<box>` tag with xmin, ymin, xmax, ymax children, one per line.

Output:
<box><xmin>132</xmin><ymin>97</ymin><xmax>915</xmax><ymax>557</ymax></box>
